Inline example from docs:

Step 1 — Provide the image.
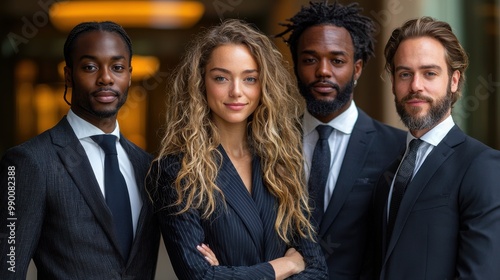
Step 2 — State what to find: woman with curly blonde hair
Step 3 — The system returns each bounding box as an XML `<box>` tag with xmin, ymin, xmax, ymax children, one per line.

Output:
<box><xmin>147</xmin><ymin>19</ymin><xmax>327</xmax><ymax>280</ymax></box>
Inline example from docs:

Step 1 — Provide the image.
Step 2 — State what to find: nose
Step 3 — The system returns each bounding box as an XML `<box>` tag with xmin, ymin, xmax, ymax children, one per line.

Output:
<box><xmin>229</xmin><ymin>80</ymin><xmax>242</xmax><ymax>97</ymax></box>
<box><xmin>315</xmin><ymin>58</ymin><xmax>332</xmax><ymax>78</ymax></box>
<box><xmin>410</xmin><ymin>74</ymin><xmax>423</xmax><ymax>93</ymax></box>
<box><xmin>97</xmin><ymin>68</ymin><xmax>114</xmax><ymax>86</ymax></box>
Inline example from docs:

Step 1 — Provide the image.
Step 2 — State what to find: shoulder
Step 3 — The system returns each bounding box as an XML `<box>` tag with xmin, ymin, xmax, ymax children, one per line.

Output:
<box><xmin>120</xmin><ymin>135</ymin><xmax>153</xmax><ymax>162</ymax></box>
<box><xmin>356</xmin><ymin>109</ymin><xmax>406</xmax><ymax>141</ymax></box>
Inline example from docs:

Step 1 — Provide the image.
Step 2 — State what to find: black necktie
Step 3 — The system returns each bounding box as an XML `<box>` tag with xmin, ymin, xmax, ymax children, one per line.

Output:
<box><xmin>91</xmin><ymin>135</ymin><xmax>133</xmax><ymax>259</ymax></box>
<box><xmin>309</xmin><ymin>125</ymin><xmax>334</xmax><ymax>225</ymax></box>
<box><xmin>387</xmin><ymin>138</ymin><xmax>423</xmax><ymax>241</ymax></box>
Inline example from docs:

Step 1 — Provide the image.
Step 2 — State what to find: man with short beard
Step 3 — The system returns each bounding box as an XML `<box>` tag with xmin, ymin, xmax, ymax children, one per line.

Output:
<box><xmin>373</xmin><ymin>16</ymin><xmax>500</xmax><ymax>279</ymax></box>
<box><xmin>277</xmin><ymin>2</ymin><xmax>406</xmax><ymax>279</ymax></box>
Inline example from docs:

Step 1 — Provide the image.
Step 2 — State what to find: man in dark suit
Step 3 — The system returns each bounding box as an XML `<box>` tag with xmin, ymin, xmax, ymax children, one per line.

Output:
<box><xmin>0</xmin><ymin>21</ymin><xmax>160</xmax><ymax>279</ymax></box>
<box><xmin>373</xmin><ymin>16</ymin><xmax>500</xmax><ymax>279</ymax></box>
<box><xmin>277</xmin><ymin>2</ymin><xmax>406</xmax><ymax>279</ymax></box>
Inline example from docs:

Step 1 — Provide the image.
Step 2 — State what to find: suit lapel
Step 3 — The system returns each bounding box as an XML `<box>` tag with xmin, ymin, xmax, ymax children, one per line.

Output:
<box><xmin>320</xmin><ymin>110</ymin><xmax>375</xmax><ymax>236</ymax></box>
<box><xmin>119</xmin><ymin>136</ymin><xmax>151</xmax><ymax>263</ymax></box>
<box><xmin>216</xmin><ymin>146</ymin><xmax>264</xmax><ymax>253</ymax></box>
<box><xmin>50</xmin><ymin>118</ymin><xmax>123</xmax><ymax>260</ymax></box>
<box><xmin>384</xmin><ymin>126</ymin><xmax>465</xmax><ymax>261</ymax></box>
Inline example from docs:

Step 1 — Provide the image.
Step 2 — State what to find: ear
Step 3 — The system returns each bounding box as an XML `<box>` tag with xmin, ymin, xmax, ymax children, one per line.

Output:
<box><xmin>354</xmin><ymin>59</ymin><xmax>363</xmax><ymax>81</ymax></box>
<box><xmin>64</xmin><ymin>66</ymin><xmax>72</xmax><ymax>87</ymax></box>
<box><xmin>450</xmin><ymin>69</ymin><xmax>460</xmax><ymax>93</ymax></box>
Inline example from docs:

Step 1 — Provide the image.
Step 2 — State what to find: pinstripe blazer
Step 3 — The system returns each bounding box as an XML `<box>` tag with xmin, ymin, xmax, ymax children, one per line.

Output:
<box><xmin>0</xmin><ymin>117</ymin><xmax>160</xmax><ymax>280</ymax></box>
<box><xmin>149</xmin><ymin>145</ymin><xmax>328</xmax><ymax>280</ymax></box>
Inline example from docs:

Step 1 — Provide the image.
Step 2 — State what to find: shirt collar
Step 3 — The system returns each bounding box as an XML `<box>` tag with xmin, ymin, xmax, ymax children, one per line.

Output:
<box><xmin>405</xmin><ymin>115</ymin><xmax>455</xmax><ymax>147</ymax></box>
<box><xmin>66</xmin><ymin>109</ymin><xmax>121</xmax><ymax>140</ymax></box>
<box><xmin>303</xmin><ymin>101</ymin><xmax>358</xmax><ymax>137</ymax></box>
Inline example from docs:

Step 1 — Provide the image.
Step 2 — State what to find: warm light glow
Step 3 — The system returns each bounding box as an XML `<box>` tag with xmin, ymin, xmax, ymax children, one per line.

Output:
<box><xmin>58</xmin><ymin>55</ymin><xmax>160</xmax><ymax>81</ymax></box>
<box><xmin>49</xmin><ymin>1</ymin><xmax>205</xmax><ymax>31</ymax></box>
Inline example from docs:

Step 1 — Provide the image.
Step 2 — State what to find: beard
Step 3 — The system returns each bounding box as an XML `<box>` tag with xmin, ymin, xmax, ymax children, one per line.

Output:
<box><xmin>298</xmin><ymin>76</ymin><xmax>354</xmax><ymax>117</ymax></box>
<box><xmin>395</xmin><ymin>83</ymin><xmax>453</xmax><ymax>132</ymax></box>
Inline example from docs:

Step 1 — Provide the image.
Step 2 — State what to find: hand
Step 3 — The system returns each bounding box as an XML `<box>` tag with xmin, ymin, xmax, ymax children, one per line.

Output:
<box><xmin>269</xmin><ymin>247</ymin><xmax>305</xmax><ymax>280</ymax></box>
<box><xmin>197</xmin><ymin>243</ymin><xmax>219</xmax><ymax>266</ymax></box>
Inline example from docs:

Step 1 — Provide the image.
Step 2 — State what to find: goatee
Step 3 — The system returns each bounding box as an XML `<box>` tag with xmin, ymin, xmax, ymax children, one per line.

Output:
<box><xmin>299</xmin><ymin>77</ymin><xmax>354</xmax><ymax>117</ymax></box>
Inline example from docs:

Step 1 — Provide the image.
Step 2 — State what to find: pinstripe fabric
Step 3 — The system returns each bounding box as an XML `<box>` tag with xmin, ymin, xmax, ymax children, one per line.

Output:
<box><xmin>150</xmin><ymin>145</ymin><xmax>328</xmax><ymax>280</ymax></box>
<box><xmin>0</xmin><ymin>117</ymin><xmax>160</xmax><ymax>280</ymax></box>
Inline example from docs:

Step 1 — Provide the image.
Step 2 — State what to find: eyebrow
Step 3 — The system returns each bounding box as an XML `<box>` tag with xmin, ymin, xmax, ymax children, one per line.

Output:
<box><xmin>300</xmin><ymin>49</ymin><xmax>348</xmax><ymax>56</ymax></box>
<box><xmin>78</xmin><ymin>54</ymin><xmax>127</xmax><ymax>62</ymax></box>
<box><xmin>209</xmin><ymin>67</ymin><xmax>258</xmax><ymax>74</ymax></box>
<box><xmin>395</xmin><ymin>64</ymin><xmax>443</xmax><ymax>72</ymax></box>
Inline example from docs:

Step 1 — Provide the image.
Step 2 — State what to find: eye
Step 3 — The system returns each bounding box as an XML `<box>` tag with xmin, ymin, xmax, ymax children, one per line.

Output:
<box><xmin>244</xmin><ymin>77</ymin><xmax>258</xmax><ymax>83</ymax></box>
<box><xmin>301</xmin><ymin>57</ymin><xmax>317</xmax><ymax>64</ymax></box>
<box><xmin>332</xmin><ymin>59</ymin><xmax>344</xmax><ymax>65</ymax></box>
<box><xmin>398</xmin><ymin>72</ymin><xmax>412</xmax><ymax>79</ymax></box>
<box><xmin>112</xmin><ymin>65</ymin><xmax>126</xmax><ymax>72</ymax></box>
<box><xmin>83</xmin><ymin>65</ymin><xmax>97</xmax><ymax>71</ymax></box>
<box><xmin>214</xmin><ymin>76</ymin><xmax>228</xmax><ymax>82</ymax></box>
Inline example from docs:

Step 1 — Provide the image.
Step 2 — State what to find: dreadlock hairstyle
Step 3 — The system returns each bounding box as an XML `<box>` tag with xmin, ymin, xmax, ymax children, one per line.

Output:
<box><xmin>62</xmin><ymin>21</ymin><xmax>132</xmax><ymax>105</ymax></box>
<box><xmin>148</xmin><ymin>19</ymin><xmax>315</xmax><ymax>243</ymax></box>
<box><xmin>276</xmin><ymin>1</ymin><xmax>375</xmax><ymax>73</ymax></box>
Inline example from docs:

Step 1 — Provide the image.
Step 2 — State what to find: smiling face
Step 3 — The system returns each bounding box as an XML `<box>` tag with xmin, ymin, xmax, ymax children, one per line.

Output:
<box><xmin>296</xmin><ymin>24</ymin><xmax>362</xmax><ymax>123</ymax></box>
<box><xmin>205</xmin><ymin>44</ymin><xmax>261</xmax><ymax>129</ymax></box>
<box><xmin>65</xmin><ymin>30</ymin><xmax>132</xmax><ymax>129</ymax></box>
<box><xmin>392</xmin><ymin>36</ymin><xmax>460</xmax><ymax>137</ymax></box>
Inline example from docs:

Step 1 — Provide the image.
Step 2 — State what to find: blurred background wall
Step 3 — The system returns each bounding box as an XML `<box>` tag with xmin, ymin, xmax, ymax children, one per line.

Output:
<box><xmin>0</xmin><ymin>0</ymin><xmax>498</xmax><ymax>279</ymax></box>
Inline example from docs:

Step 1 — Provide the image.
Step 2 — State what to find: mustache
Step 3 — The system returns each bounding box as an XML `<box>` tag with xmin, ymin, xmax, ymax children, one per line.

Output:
<box><xmin>91</xmin><ymin>87</ymin><xmax>120</xmax><ymax>95</ymax></box>
<box><xmin>401</xmin><ymin>93</ymin><xmax>433</xmax><ymax>103</ymax></box>
<box><xmin>307</xmin><ymin>80</ymin><xmax>341</xmax><ymax>91</ymax></box>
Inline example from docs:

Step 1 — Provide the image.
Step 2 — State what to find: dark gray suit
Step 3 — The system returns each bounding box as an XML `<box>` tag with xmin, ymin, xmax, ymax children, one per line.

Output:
<box><xmin>148</xmin><ymin>146</ymin><xmax>328</xmax><ymax>280</ymax></box>
<box><xmin>317</xmin><ymin>109</ymin><xmax>406</xmax><ymax>279</ymax></box>
<box><xmin>0</xmin><ymin>117</ymin><xmax>160</xmax><ymax>279</ymax></box>
<box><xmin>373</xmin><ymin>126</ymin><xmax>500</xmax><ymax>279</ymax></box>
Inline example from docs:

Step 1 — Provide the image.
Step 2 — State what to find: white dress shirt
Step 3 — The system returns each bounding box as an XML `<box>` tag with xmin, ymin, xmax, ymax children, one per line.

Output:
<box><xmin>66</xmin><ymin>109</ymin><xmax>142</xmax><ymax>235</ymax></box>
<box><xmin>303</xmin><ymin>101</ymin><xmax>358</xmax><ymax>211</ymax></box>
<box><xmin>387</xmin><ymin>115</ymin><xmax>455</xmax><ymax>219</ymax></box>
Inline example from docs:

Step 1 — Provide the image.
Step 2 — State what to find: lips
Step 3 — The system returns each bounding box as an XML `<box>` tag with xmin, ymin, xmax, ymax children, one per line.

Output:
<box><xmin>93</xmin><ymin>90</ymin><xmax>119</xmax><ymax>103</ymax></box>
<box><xmin>310</xmin><ymin>82</ymin><xmax>337</xmax><ymax>95</ymax></box>
<box><xmin>224</xmin><ymin>103</ymin><xmax>247</xmax><ymax>110</ymax></box>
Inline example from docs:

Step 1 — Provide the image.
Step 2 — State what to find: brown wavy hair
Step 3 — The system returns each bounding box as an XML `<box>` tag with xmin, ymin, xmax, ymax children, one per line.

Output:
<box><xmin>149</xmin><ymin>19</ymin><xmax>314</xmax><ymax>242</ymax></box>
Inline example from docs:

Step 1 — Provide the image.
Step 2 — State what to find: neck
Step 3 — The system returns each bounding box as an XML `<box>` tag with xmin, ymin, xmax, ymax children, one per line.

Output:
<box><xmin>218</xmin><ymin>123</ymin><xmax>250</xmax><ymax>159</ymax></box>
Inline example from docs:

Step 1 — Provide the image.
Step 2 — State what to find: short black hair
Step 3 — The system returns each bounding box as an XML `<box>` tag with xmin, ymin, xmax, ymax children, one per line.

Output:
<box><xmin>63</xmin><ymin>21</ymin><xmax>132</xmax><ymax>68</ymax></box>
<box><xmin>276</xmin><ymin>1</ymin><xmax>375</xmax><ymax>68</ymax></box>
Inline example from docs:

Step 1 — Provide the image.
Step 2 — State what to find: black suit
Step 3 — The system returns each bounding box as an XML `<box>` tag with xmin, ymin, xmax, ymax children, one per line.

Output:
<box><xmin>373</xmin><ymin>125</ymin><xmax>500</xmax><ymax>279</ymax></box>
<box><xmin>315</xmin><ymin>109</ymin><xmax>406</xmax><ymax>279</ymax></box>
<box><xmin>149</xmin><ymin>146</ymin><xmax>328</xmax><ymax>280</ymax></box>
<box><xmin>0</xmin><ymin>117</ymin><xmax>160</xmax><ymax>279</ymax></box>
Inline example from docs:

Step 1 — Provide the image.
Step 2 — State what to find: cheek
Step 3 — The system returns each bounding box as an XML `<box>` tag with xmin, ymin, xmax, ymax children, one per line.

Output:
<box><xmin>297</xmin><ymin>65</ymin><xmax>313</xmax><ymax>82</ymax></box>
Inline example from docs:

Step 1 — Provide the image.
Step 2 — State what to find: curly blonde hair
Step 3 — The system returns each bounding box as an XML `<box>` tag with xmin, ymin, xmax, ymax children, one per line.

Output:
<box><xmin>150</xmin><ymin>19</ymin><xmax>314</xmax><ymax>243</ymax></box>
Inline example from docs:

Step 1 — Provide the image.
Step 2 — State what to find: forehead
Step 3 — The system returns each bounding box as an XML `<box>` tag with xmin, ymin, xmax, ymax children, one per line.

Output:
<box><xmin>297</xmin><ymin>24</ymin><xmax>354</xmax><ymax>55</ymax></box>
<box><xmin>207</xmin><ymin>44</ymin><xmax>258</xmax><ymax>67</ymax></box>
<box><xmin>394</xmin><ymin>36</ymin><xmax>447</xmax><ymax>69</ymax></box>
<box><xmin>71</xmin><ymin>31</ymin><xmax>129</xmax><ymax>60</ymax></box>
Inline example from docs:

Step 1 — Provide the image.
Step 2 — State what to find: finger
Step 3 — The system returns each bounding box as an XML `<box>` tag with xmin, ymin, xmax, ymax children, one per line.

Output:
<box><xmin>197</xmin><ymin>245</ymin><xmax>219</xmax><ymax>266</ymax></box>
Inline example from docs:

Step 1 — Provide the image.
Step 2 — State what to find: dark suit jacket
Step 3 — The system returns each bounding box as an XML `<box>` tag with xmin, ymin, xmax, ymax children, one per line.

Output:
<box><xmin>148</xmin><ymin>146</ymin><xmax>328</xmax><ymax>280</ymax></box>
<box><xmin>373</xmin><ymin>125</ymin><xmax>500</xmax><ymax>279</ymax></box>
<box><xmin>0</xmin><ymin>117</ymin><xmax>160</xmax><ymax>280</ymax></box>
<box><xmin>317</xmin><ymin>109</ymin><xmax>405</xmax><ymax>280</ymax></box>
